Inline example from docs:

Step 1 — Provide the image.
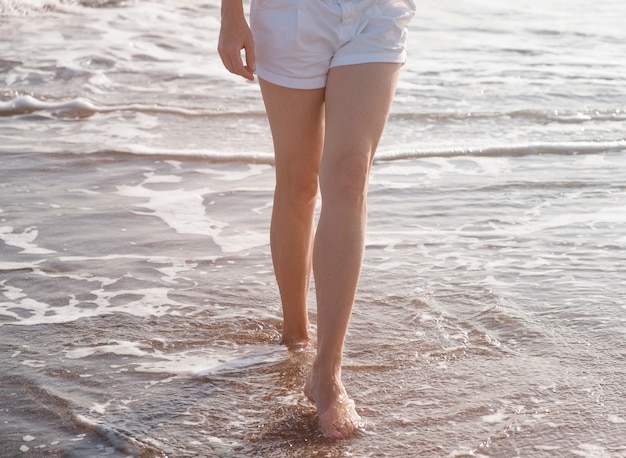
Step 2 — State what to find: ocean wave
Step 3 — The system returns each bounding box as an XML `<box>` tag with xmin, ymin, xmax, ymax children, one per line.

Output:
<box><xmin>0</xmin><ymin>0</ymin><xmax>51</xmax><ymax>15</ymax></box>
<box><xmin>70</xmin><ymin>139</ymin><xmax>626</xmax><ymax>165</ymax></box>
<box><xmin>376</xmin><ymin>139</ymin><xmax>626</xmax><ymax>161</ymax></box>
<box><xmin>0</xmin><ymin>95</ymin><xmax>265</xmax><ymax>119</ymax></box>
<box><xmin>2</xmin><ymin>95</ymin><xmax>624</xmax><ymax>163</ymax></box>
<box><xmin>0</xmin><ymin>0</ymin><xmax>128</xmax><ymax>15</ymax></box>
<box><xmin>391</xmin><ymin>108</ymin><xmax>626</xmax><ymax>124</ymax></box>
<box><xmin>2</xmin><ymin>95</ymin><xmax>625</xmax><ymax>124</ymax></box>
<box><xmin>88</xmin><ymin>148</ymin><xmax>277</xmax><ymax>165</ymax></box>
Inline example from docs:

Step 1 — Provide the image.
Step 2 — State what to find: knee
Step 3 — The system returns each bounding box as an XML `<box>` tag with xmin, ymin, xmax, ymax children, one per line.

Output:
<box><xmin>319</xmin><ymin>153</ymin><xmax>371</xmax><ymax>204</ymax></box>
<box><xmin>276</xmin><ymin>167</ymin><xmax>319</xmax><ymax>207</ymax></box>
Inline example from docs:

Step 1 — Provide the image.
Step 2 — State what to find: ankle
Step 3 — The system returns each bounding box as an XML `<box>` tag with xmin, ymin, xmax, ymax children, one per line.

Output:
<box><xmin>280</xmin><ymin>327</ymin><xmax>310</xmax><ymax>347</ymax></box>
<box><xmin>312</xmin><ymin>354</ymin><xmax>342</xmax><ymax>381</ymax></box>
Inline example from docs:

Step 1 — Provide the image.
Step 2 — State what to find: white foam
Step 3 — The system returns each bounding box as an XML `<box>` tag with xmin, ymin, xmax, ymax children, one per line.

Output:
<box><xmin>0</xmin><ymin>95</ymin><xmax>225</xmax><ymax>118</ymax></box>
<box><xmin>0</xmin><ymin>283</ymin><xmax>188</xmax><ymax>326</ymax></box>
<box><xmin>0</xmin><ymin>226</ymin><xmax>55</xmax><ymax>254</ymax></box>
<box><xmin>216</xmin><ymin>231</ymin><xmax>267</xmax><ymax>253</ymax></box>
<box><xmin>106</xmin><ymin>145</ymin><xmax>276</xmax><ymax>164</ymax></box>
<box><xmin>0</xmin><ymin>95</ymin><xmax>97</xmax><ymax>116</ymax></box>
<box><xmin>132</xmin><ymin>344</ymin><xmax>286</xmax><ymax>378</ymax></box>
<box><xmin>0</xmin><ymin>0</ymin><xmax>51</xmax><ymax>15</ymax></box>
<box><xmin>196</xmin><ymin>164</ymin><xmax>272</xmax><ymax>182</ymax></box>
<box><xmin>58</xmin><ymin>254</ymin><xmax>218</xmax><ymax>264</ymax></box>
<box><xmin>142</xmin><ymin>173</ymin><xmax>182</xmax><ymax>184</ymax></box>
<box><xmin>571</xmin><ymin>443</ymin><xmax>611</xmax><ymax>458</ymax></box>
<box><xmin>65</xmin><ymin>341</ymin><xmax>148</xmax><ymax>359</ymax></box>
<box><xmin>481</xmin><ymin>410</ymin><xmax>507</xmax><ymax>423</ymax></box>
<box><xmin>376</xmin><ymin>140</ymin><xmax>626</xmax><ymax>162</ymax></box>
<box><xmin>514</xmin><ymin>205</ymin><xmax>626</xmax><ymax>236</ymax></box>
<box><xmin>89</xmin><ymin>400</ymin><xmax>112</xmax><ymax>415</ymax></box>
<box><xmin>0</xmin><ymin>283</ymin><xmax>54</xmax><ymax>325</ymax></box>
<box><xmin>150</xmin><ymin>259</ymin><xmax>197</xmax><ymax>282</ymax></box>
<box><xmin>607</xmin><ymin>414</ymin><xmax>626</xmax><ymax>424</ymax></box>
<box><xmin>21</xmin><ymin>360</ymin><xmax>46</xmax><ymax>368</ymax></box>
<box><xmin>0</xmin><ymin>252</ymin><xmax>235</xmax><ymax>326</ymax></box>
<box><xmin>117</xmin><ymin>184</ymin><xmax>221</xmax><ymax>231</ymax></box>
<box><xmin>534</xmin><ymin>445</ymin><xmax>562</xmax><ymax>451</ymax></box>
<box><xmin>116</xmin><ymin>178</ymin><xmax>267</xmax><ymax>253</ymax></box>
<box><xmin>1</xmin><ymin>282</ymin><xmax>27</xmax><ymax>301</ymax></box>
<box><xmin>66</xmin><ymin>188</ymin><xmax>100</xmax><ymax>195</ymax></box>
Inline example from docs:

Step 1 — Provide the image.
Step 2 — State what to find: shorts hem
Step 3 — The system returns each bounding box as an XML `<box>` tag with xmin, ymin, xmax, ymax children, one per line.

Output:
<box><xmin>330</xmin><ymin>52</ymin><xmax>407</xmax><ymax>69</ymax></box>
<box><xmin>255</xmin><ymin>64</ymin><xmax>327</xmax><ymax>90</ymax></box>
<box><xmin>256</xmin><ymin>52</ymin><xmax>407</xmax><ymax>89</ymax></box>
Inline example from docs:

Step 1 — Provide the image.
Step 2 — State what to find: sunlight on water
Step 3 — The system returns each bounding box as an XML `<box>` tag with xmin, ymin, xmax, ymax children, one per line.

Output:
<box><xmin>1</xmin><ymin>0</ymin><xmax>626</xmax><ymax>455</ymax></box>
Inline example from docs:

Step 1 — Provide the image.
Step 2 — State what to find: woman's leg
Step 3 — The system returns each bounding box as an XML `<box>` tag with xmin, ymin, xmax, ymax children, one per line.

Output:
<box><xmin>305</xmin><ymin>62</ymin><xmax>402</xmax><ymax>438</ymax></box>
<box><xmin>258</xmin><ymin>79</ymin><xmax>326</xmax><ymax>346</ymax></box>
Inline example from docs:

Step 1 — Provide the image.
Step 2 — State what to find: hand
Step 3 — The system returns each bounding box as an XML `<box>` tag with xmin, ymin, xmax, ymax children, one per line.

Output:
<box><xmin>218</xmin><ymin>9</ymin><xmax>256</xmax><ymax>81</ymax></box>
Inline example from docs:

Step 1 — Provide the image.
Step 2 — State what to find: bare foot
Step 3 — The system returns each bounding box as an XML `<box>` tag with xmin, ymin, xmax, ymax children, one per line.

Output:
<box><xmin>304</xmin><ymin>367</ymin><xmax>362</xmax><ymax>439</ymax></box>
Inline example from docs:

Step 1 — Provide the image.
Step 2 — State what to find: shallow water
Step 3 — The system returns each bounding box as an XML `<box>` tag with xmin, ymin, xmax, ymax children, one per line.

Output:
<box><xmin>2</xmin><ymin>0</ymin><xmax>626</xmax><ymax>456</ymax></box>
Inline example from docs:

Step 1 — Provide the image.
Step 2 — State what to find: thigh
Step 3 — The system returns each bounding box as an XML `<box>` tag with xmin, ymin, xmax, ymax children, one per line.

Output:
<box><xmin>259</xmin><ymin>78</ymin><xmax>326</xmax><ymax>182</ymax></box>
<box><xmin>322</xmin><ymin>63</ymin><xmax>402</xmax><ymax>169</ymax></box>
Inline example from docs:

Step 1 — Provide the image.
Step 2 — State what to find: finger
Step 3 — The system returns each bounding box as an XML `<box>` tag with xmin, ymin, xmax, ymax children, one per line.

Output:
<box><xmin>245</xmin><ymin>39</ymin><xmax>256</xmax><ymax>75</ymax></box>
<box><xmin>218</xmin><ymin>41</ymin><xmax>254</xmax><ymax>80</ymax></box>
<box><xmin>222</xmin><ymin>51</ymin><xmax>244</xmax><ymax>79</ymax></box>
<box><xmin>233</xmin><ymin>53</ymin><xmax>253</xmax><ymax>80</ymax></box>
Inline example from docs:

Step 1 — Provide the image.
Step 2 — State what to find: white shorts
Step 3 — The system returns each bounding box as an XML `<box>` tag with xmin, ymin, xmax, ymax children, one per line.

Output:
<box><xmin>250</xmin><ymin>0</ymin><xmax>416</xmax><ymax>89</ymax></box>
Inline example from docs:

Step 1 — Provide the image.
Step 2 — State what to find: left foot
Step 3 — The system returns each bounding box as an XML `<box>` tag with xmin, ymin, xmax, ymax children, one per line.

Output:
<box><xmin>304</xmin><ymin>367</ymin><xmax>362</xmax><ymax>438</ymax></box>
<box><xmin>280</xmin><ymin>333</ymin><xmax>311</xmax><ymax>348</ymax></box>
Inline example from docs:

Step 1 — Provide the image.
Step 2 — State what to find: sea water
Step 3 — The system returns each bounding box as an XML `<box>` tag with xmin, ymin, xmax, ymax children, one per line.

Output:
<box><xmin>1</xmin><ymin>0</ymin><xmax>626</xmax><ymax>456</ymax></box>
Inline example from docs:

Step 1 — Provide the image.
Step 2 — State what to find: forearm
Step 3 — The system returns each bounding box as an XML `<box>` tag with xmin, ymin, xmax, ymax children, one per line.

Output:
<box><xmin>220</xmin><ymin>0</ymin><xmax>245</xmax><ymax>23</ymax></box>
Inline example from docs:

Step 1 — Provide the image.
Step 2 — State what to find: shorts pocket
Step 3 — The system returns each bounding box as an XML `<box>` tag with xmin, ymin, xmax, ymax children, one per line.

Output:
<box><xmin>252</xmin><ymin>0</ymin><xmax>300</xmax><ymax>30</ymax></box>
<box><xmin>377</xmin><ymin>0</ymin><xmax>417</xmax><ymax>28</ymax></box>
<box><xmin>251</xmin><ymin>0</ymin><xmax>299</xmax><ymax>26</ymax></box>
